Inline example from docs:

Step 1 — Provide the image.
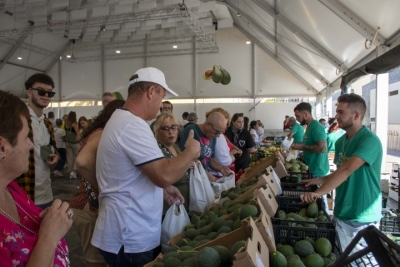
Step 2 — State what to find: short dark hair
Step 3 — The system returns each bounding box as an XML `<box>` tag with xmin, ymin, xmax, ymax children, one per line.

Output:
<box><xmin>127</xmin><ymin>75</ymin><xmax>160</xmax><ymax>98</ymax></box>
<box><xmin>294</xmin><ymin>102</ymin><xmax>312</xmax><ymax>113</ymax></box>
<box><xmin>319</xmin><ymin>118</ymin><xmax>326</xmax><ymax>123</ymax></box>
<box><xmin>48</xmin><ymin>111</ymin><xmax>54</xmax><ymax>118</ymax></box>
<box><xmin>25</xmin><ymin>73</ymin><xmax>54</xmax><ymax>90</ymax></box>
<box><xmin>182</xmin><ymin>112</ymin><xmax>189</xmax><ymax>119</ymax></box>
<box><xmin>0</xmin><ymin>90</ymin><xmax>30</xmax><ymax>146</ymax></box>
<box><xmin>337</xmin><ymin>93</ymin><xmax>366</xmax><ymax>120</ymax></box>
<box><xmin>250</xmin><ymin>120</ymin><xmax>258</xmax><ymax>129</ymax></box>
<box><xmin>56</xmin><ymin>119</ymin><xmax>63</xmax><ymax>127</ymax></box>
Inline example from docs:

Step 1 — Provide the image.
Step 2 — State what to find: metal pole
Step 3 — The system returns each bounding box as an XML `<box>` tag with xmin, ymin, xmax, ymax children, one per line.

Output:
<box><xmin>252</xmin><ymin>42</ymin><xmax>256</xmax><ymax>120</ymax></box>
<box><xmin>192</xmin><ymin>36</ymin><xmax>197</xmax><ymax>112</ymax></box>
<box><xmin>101</xmin><ymin>44</ymin><xmax>105</xmax><ymax>95</ymax></box>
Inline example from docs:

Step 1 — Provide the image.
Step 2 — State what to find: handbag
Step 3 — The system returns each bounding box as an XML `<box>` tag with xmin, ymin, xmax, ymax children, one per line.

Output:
<box><xmin>65</xmin><ymin>128</ymin><xmax>77</xmax><ymax>144</ymax></box>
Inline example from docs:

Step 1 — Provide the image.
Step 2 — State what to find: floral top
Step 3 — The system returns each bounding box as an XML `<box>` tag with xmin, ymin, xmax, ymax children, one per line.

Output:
<box><xmin>0</xmin><ymin>181</ymin><xmax>69</xmax><ymax>267</ymax></box>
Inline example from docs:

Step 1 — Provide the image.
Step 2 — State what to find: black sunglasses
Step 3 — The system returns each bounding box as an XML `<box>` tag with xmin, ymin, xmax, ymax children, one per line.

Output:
<box><xmin>209</xmin><ymin>123</ymin><xmax>225</xmax><ymax>135</ymax></box>
<box><xmin>30</xmin><ymin>88</ymin><xmax>56</xmax><ymax>98</ymax></box>
<box><xmin>160</xmin><ymin>125</ymin><xmax>179</xmax><ymax>132</ymax></box>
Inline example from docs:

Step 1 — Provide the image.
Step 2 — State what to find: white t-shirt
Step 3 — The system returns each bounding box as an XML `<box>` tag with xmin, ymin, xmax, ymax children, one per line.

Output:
<box><xmin>250</xmin><ymin>129</ymin><xmax>260</xmax><ymax>144</ymax></box>
<box><xmin>28</xmin><ymin>106</ymin><xmax>53</xmax><ymax>205</ymax></box>
<box><xmin>210</xmin><ymin>134</ymin><xmax>232</xmax><ymax>176</ymax></box>
<box><xmin>92</xmin><ymin>109</ymin><xmax>165</xmax><ymax>254</ymax></box>
<box><xmin>54</xmin><ymin>127</ymin><xmax>66</xmax><ymax>149</ymax></box>
<box><xmin>257</xmin><ymin>127</ymin><xmax>264</xmax><ymax>141</ymax></box>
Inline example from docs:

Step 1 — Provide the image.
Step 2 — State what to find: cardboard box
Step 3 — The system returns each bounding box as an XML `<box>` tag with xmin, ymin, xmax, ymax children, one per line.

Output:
<box><xmin>263</xmin><ymin>168</ymin><xmax>282</xmax><ymax>197</ymax></box>
<box><xmin>255</xmin><ymin>199</ymin><xmax>276</xmax><ymax>252</ymax></box>
<box><xmin>253</xmin><ymin>185</ymin><xmax>278</xmax><ymax>217</ymax></box>
<box><xmin>195</xmin><ymin>218</ymin><xmax>269</xmax><ymax>267</ymax></box>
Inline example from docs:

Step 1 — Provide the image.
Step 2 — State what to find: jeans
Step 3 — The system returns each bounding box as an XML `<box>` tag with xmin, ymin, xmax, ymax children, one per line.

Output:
<box><xmin>334</xmin><ymin>217</ymin><xmax>379</xmax><ymax>266</ymax></box>
<box><xmin>99</xmin><ymin>246</ymin><xmax>154</xmax><ymax>267</ymax></box>
<box><xmin>55</xmin><ymin>148</ymin><xmax>67</xmax><ymax>171</ymax></box>
<box><xmin>313</xmin><ymin>175</ymin><xmax>329</xmax><ymax>214</ymax></box>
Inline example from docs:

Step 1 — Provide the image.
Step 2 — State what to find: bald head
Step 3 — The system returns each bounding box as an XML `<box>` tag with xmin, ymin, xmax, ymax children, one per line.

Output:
<box><xmin>201</xmin><ymin>112</ymin><xmax>227</xmax><ymax>139</ymax></box>
<box><xmin>207</xmin><ymin>112</ymin><xmax>227</xmax><ymax>128</ymax></box>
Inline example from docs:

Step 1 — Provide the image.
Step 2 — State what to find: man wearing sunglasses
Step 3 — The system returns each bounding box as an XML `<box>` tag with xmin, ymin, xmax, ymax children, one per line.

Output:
<box><xmin>16</xmin><ymin>73</ymin><xmax>59</xmax><ymax>209</ymax></box>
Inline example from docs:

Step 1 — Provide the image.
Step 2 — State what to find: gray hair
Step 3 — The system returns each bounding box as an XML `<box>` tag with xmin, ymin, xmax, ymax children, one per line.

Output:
<box><xmin>289</xmin><ymin>117</ymin><xmax>296</xmax><ymax>122</ymax></box>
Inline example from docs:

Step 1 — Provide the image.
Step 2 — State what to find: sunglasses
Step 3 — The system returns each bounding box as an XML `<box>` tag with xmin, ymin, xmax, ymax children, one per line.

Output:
<box><xmin>160</xmin><ymin>125</ymin><xmax>179</xmax><ymax>132</ymax></box>
<box><xmin>210</xmin><ymin>123</ymin><xmax>225</xmax><ymax>135</ymax></box>
<box><xmin>30</xmin><ymin>88</ymin><xmax>56</xmax><ymax>98</ymax></box>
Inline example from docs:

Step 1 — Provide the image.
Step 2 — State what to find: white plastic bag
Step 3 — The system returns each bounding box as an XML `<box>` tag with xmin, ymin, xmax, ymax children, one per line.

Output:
<box><xmin>285</xmin><ymin>149</ymin><xmax>299</xmax><ymax>162</ymax></box>
<box><xmin>211</xmin><ymin>173</ymin><xmax>235</xmax><ymax>197</ymax></box>
<box><xmin>189</xmin><ymin>164</ymin><xmax>215</xmax><ymax>214</ymax></box>
<box><xmin>281</xmin><ymin>136</ymin><xmax>294</xmax><ymax>150</ymax></box>
<box><xmin>161</xmin><ymin>203</ymin><xmax>190</xmax><ymax>251</ymax></box>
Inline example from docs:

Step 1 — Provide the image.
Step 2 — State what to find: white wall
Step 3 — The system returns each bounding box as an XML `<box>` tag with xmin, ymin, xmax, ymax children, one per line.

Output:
<box><xmin>389</xmin><ymin>81</ymin><xmax>400</xmax><ymax>124</ymax></box>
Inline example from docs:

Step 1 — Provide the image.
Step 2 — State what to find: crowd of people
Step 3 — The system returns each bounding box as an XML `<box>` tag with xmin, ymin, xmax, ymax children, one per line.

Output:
<box><xmin>0</xmin><ymin>67</ymin><xmax>384</xmax><ymax>266</ymax></box>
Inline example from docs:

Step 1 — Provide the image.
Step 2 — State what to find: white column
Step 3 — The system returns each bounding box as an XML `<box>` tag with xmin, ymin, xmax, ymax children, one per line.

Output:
<box><xmin>376</xmin><ymin>73</ymin><xmax>389</xmax><ymax>171</ymax></box>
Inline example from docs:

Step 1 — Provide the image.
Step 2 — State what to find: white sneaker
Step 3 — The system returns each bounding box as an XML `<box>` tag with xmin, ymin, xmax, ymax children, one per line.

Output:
<box><xmin>70</xmin><ymin>172</ymin><xmax>77</xmax><ymax>179</ymax></box>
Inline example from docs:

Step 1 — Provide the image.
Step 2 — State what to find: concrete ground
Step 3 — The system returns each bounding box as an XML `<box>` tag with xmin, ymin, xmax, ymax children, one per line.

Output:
<box><xmin>52</xmin><ymin>149</ymin><xmax>400</xmax><ymax>266</ymax></box>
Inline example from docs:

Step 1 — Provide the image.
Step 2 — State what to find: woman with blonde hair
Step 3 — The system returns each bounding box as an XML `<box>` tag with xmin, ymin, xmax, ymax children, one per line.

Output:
<box><xmin>65</xmin><ymin>111</ymin><xmax>80</xmax><ymax>179</ymax></box>
<box><xmin>0</xmin><ymin>90</ymin><xmax>72</xmax><ymax>267</ymax></box>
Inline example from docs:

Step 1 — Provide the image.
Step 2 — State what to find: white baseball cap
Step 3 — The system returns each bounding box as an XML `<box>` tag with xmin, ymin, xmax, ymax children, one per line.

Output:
<box><xmin>129</xmin><ymin>67</ymin><xmax>178</xmax><ymax>99</ymax></box>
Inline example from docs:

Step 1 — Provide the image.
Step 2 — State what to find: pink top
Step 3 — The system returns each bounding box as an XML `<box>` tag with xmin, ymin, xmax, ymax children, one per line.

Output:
<box><xmin>0</xmin><ymin>181</ymin><xmax>69</xmax><ymax>267</ymax></box>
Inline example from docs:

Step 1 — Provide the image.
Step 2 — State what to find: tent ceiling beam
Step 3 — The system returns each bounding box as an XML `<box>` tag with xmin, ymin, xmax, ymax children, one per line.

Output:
<box><xmin>227</xmin><ymin>3</ymin><xmax>330</xmax><ymax>86</ymax></box>
<box><xmin>45</xmin><ymin>40</ymin><xmax>73</xmax><ymax>73</ymax></box>
<box><xmin>0</xmin><ymin>34</ymin><xmax>26</xmax><ymax>72</ymax></box>
<box><xmin>233</xmin><ymin>24</ymin><xmax>318</xmax><ymax>94</ymax></box>
<box><xmin>63</xmin><ymin>47</ymin><xmax>218</xmax><ymax>63</ymax></box>
<box><xmin>318</xmin><ymin>0</ymin><xmax>386</xmax><ymax>46</ymax></box>
<box><xmin>246</xmin><ymin>0</ymin><xmax>348</xmax><ymax>73</ymax></box>
<box><xmin>0</xmin><ymin>60</ymin><xmax>44</xmax><ymax>72</ymax></box>
<box><xmin>0</xmin><ymin>38</ymin><xmax>55</xmax><ymax>57</ymax></box>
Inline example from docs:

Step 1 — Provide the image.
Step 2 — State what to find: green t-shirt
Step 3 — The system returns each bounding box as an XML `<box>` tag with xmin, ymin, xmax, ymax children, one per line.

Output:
<box><xmin>333</xmin><ymin>126</ymin><xmax>382</xmax><ymax>223</ymax></box>
<box><xmin>291</xmin><ymin>123</ymin><xmax>304</xmax><ymax>144</ymax></box>
<box><xmin>326</xmin><ymin>131</ymin><xmax>344</xmax><ymax>152</ymax></box>
<box><xmin>303</xmin><ymin>120</ymin><xmax>329</xmax><ymax>176</ymax></box>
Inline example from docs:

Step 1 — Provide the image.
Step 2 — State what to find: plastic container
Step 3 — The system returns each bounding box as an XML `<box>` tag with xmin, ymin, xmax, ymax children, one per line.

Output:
<box><xmin>380</xmin><ymin>210</ymin><xmax>400</xmax><ymax>233</ymax></box>
<box><xmin>331</xmin><ymin>226</ymin><xmax>400</xmax><ymax>267</ymax></box>
<box><xmin>273</xmin><ymin>196</ymin><xmax>335</xmax><ymax>229</ymax></box>
<box><xmin>280</xmin><ymin>182</ymin><xmax>318</xmax><ymax>197</ymax></box>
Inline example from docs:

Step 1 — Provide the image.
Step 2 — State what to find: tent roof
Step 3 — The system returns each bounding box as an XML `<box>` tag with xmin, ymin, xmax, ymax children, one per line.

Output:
<box><xmin>0</xmin><ymin>0</ymin><xmax>399</xmax><ymax>99</ymax></box>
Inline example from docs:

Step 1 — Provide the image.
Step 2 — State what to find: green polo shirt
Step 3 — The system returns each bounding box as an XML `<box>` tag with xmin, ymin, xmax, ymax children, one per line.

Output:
<box><xmin>333</xmin><ymin>126</ymin><xmax>382</xmax><ymax>223</ymax></box>
<box><xmin>291</xmin><ymin>123</ymin><xmax>304</xmax><ymax>144</ymax></box>
<box><xmin>303</xmin><ymin>120</ymin><xmax>329</xmax><ymax>176</ymax></box>
<box><xmin>326</xmin><ymin>131</ymin><xmax>344</xmax><ymax>152</ymax></box>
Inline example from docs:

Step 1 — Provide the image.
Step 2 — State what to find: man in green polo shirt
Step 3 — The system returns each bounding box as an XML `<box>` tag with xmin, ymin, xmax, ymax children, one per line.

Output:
<box><xmin>291</xmin><ymin>102</ymin><xmax>330</xmax><ymax>213</ymax></box>
<box><xmin>299</xmin><ymin>93</ymin><xmax>382</xmax><ymax>254</ymax></box>
<box><xmin>287</xmin><ymin>117</ymin><xmax>304</xmax><ymax>144</ymax></box>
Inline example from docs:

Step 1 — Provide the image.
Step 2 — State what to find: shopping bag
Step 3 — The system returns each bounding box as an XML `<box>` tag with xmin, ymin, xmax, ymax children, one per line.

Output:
<box><xmin>197</xmin><ymin>164</ymin><xmax>216</xmax><ymax>207</ymax></box>
<box><xmin>285</xmin><ymin>149</ymin><xmax>299</xmax><ymax>162</ymax></box>
<box><xmin>281</xmin><ymin>136</ymin><xmax>293</xmax><ymax>150</ymax></box>
<box><xmin>211</xmin><ymin>173</ymin><xmax>235</xmax><ymax>197</ymax></box>
<box><xmin>160</xmin><ymin>203</ymin><xmax>189</xmax><ymax>251</ymax></box>
<box><xmin>189</xmin><ymin>164</ymin><xmax>214</xmax><ymax>214</ymax></box>
<box><xmin>65</xmin><ymin>129</ymin><xmax>77</xmax><ymax>144</ymax></box>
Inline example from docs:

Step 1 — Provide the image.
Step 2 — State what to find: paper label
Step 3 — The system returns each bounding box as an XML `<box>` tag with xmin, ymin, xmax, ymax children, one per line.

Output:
<box><xmin>256</xmin><ymin>252</ymin><xmax>265</xmax><ymax>267</ymax></box>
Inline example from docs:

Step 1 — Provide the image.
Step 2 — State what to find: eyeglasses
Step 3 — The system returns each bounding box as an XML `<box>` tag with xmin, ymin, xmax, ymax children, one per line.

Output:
<box><xmin>209</xmin><ymin>123</ymin><xmax>225</xmax><ymax>135</ymax></box>
<box><xmin>30</xmin><ymin>88</ymin><xmax>56</xmax><ymax>98</ymax></box>
<box><xmin>160</xmin><ymin>125</ymin><xmax>179</xmax><ymax>132</ymax></box>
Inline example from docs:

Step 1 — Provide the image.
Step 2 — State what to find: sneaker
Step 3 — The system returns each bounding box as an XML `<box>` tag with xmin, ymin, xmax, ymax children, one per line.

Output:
<box><xmin>54</xmin><ymin>170</ymin><xmax>63</xmax><ymax>177</ymax></box>
<box><xmin>70</xmin><ymin>172</ymin><xmax>77</xmax><ymax>179</ymax></box>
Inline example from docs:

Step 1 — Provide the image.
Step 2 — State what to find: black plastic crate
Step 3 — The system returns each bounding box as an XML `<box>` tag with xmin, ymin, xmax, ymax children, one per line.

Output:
<box><xmin>280</xmin><ymin>182</ymin><xmax>318</xmax><ymax>197</ymax></box>
<box><xmin>331</xmin><ymin>226</ymin><xmax>400</xmax><ymax>267</ymax></box>
<box><xmin>273</xmin><ymin>225</ymin><xmax>340</xmax><ymax>255</ymax></box>
<box><xmin>273</xmin><ymin>196</ymin><xmax>335</xmax><ymax>229</ymax></box>
<box><xmin>281</xmin><ymin>171</ymin><xmax>313</xmax><ymax>183</ymax></box>
<box><xmin>380</xmin><ymin>210</ymin><xmax>400</xmax><ymax>233</ymax></box>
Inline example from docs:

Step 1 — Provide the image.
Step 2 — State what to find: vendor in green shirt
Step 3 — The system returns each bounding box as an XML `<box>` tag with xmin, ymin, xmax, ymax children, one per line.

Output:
<box><xmin>326</xmin><ymin>120</ymin><xmax>344</xmax><ymax>153</ymax></box>
<box><xmin>286</xmin><ymin>117</ymin><xmax>304</xmax><ymax>144</ymax></box>
<box><xmin>291</xmin><ymin>102</ymin><xmax>330</xmax><ymax>213</ymax></box>
<box><xmin>299</xmin><ymin>93</ymin><xmax>382</xmax><ymax>253</ymax></box>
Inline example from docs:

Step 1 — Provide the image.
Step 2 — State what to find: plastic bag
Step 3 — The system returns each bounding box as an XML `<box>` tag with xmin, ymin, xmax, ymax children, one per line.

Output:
<box><xmin>281</xmin><ymin>136</ymin><xmax>294</xmax><ymax>150</ymax></box>
<box><xmin>189</xmin><ymin>164</ymin><xmax>215</xmax><ymax>214</ymax></box>
<box><xmin>161</xmin><ymin>203</ymin><xmax>190</xmax><ymax>251</ymax></box>
<box><xmin>211</xmin><ymin>173</ymin><xmax>235</xmax><ymax>197</ymax></box>
<box><xmin>285</xmin><ymin>149</ymin><xmax>299</xmax><ymax>162</ymax></box>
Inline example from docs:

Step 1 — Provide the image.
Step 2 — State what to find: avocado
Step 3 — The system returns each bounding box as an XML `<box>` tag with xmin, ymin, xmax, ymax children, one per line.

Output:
<box><xmin>181</xmin><ymin>257</ymin><xmax>196</xmax><ymax>267</ymax></box>
<box><xmin>200</xmin><ymin>225</ymin><xmax>212</xmax><ymax>236</ymax></box>
<box><xmin>303</xmin><ymin>253</ymin><xmax>324</xmax><ymax>267</ymax></box>
<box><xmin>212</xmin><ymin>245</ymin><xmax>232</xmax><ymax>267</ymax></box>
<box><xmin>278</xmin><ymin>244</ymin><xmax>295</xmax><ymax>257</ymax></box>
<box><xmin>153</xmin><ymin>262</ymin><xmax>164</xmax><ymax>267</ymax></box>
<box><xmin>277</xmin><ymin>210</ymin><xmax>287</xmax><ymax>219</ymax></box>
<box><xmin>211</xmin><ymin>65</ymin><xmax>223</xmax><ymax>83</ymax></box>
<box><xmin>195</xmin><ymin>247</ymin><xmax>221</xmax><ymax>267</ymax></box>
<box><xmin>165</xmin><ymin>246</ymin><xmax>177</xmax><ymax>254</ymax></box>
<box><xmin>163</xmin><ymin>251</ymin><xmax>180</xmax><ymax>261</ymax></box>
<box><xmin>184</xmin><ymin>224</ymin><xmax>196</xmax><ymax>231</ymax></box>
<box><xmin>314</xmin><ymin>237</ymin><xmax>332</xmax><ymax>257</ymax></box>
<box><xmin>176</xmin><ymin>238</ymin><xmax>190</xmax><ymax>247</ymax></box>
<box><xmin>220</xmin><ymin>67</ymin><xmax>231</xmax><ymax>85</ymax></box>
<box><xmin>230</xmin><ymin>240</ymin><xmax>246</xmax><ymax>259</ymax></box>
<box><xmin>217</xmin><ymin>226</ymin><xmax>232</xmax><ymax>235</ymax></box>
<box><xmin>298</xmin><ymin>208</ymin><xmax>307</xmax><ymax>217</ymax></box>
<box><xmin>304</xmin><ymin>237</ymin><xmax>315</xmax><ymax>247</ymax></box>
<box><xmin>212</xmin><ymin>217</ymin><xmax>226</xmax><ymax>232</ymax></box>
<box><xmin>207</xmin><ymin>232</ymin><xmax>218</xmax><ymax>240</ymax></box>
<box><xmin>163</xmin><ymin>256</ymin><xmax>182</xmax><ymax>267</ymax></box>
<box><xmin>270</xmin><ymin>251</ymin><xmax>287</xmax><ymax>267</ymax></box>
<box><xmin>294</xmin><ymin>240</ymin><xmax>315</xmax><ymax>257</ymax></box>
<box><xmin>184</xmin><ymin>229</ymin><xmax>199</xmax><ymax>240</ymax></box>
<box><xmin>239</xmin><ymin>205</ymin><xmax>259</xmax><ymax>220</ymax></box>
<box><xmin>323</xmin><ymin>257</ymin><xmax>333</xmax><ymax>267</ymax></box>
<box><xmin>228</xmin><ymin>192</ymin><xmax>239</xmax><ymax>200</ymax></box>
<box><xmin>232</xmin><ymin>219</ymin><xmax>242</xmax><ymax>230</ymax></box>
<box><xmin>287</xmin><ymin>254</ymin><xmax>306</xmax><ymax>267</ymax></box>
<box><xmin>196</xmin><ymin>239</ymin><xmax>211</xmax><ymax>247</ymax></box>
<box><xmin>221</xmin><ymin>190</ymin><xmax>229</xmax><ymax>198</ymax></box>
<box><xmin>193</xmin><ymin>235</ymin><xmax>207</xmax><ymax>242</ymax></box>
<box><xmin>306</xmin><ymin>201</ymin><xmax>318</xmax><ymax>218</ymax></box>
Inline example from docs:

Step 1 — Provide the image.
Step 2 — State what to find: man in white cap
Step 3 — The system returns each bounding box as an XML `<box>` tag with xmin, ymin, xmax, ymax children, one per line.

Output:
<box><xmin>92</xmin><ymin>67</ymin><xmax>200</xmax><ymax>266</ymax></box>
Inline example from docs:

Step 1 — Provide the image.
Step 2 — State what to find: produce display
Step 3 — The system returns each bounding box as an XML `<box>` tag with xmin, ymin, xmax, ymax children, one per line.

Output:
<box><xmin>202</xmin><ymin>65</ymin><xmax>231</xmax><ymax>85</ymax></box>
<box><xmin>271</xmin><ymin>237</ymin><xmax>336</xmax><ymax>267</ymax></box>
<box><xmin>275</xmin><ymin>200</ymin><xmax>329</xmax><ymax>227</ymax></box>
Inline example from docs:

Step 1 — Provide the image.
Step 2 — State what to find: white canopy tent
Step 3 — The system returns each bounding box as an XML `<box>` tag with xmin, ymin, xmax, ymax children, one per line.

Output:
<box><xmin>0</xmin><ymin>0</ymin><xmax>399</xmax><ymax>125</ymax></box>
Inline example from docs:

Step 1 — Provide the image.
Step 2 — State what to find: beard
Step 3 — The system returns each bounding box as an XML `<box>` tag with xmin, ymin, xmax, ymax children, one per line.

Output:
<box><xmin>32</xmin><ymin>95</ymin><xmax>49</xmax><ymax>109</ymax></box>
<box><xmin>300</xmin><ymin>118</ymin><xmax>307</xmax><ymax>126</ymax></box>
<box><xmin>338</xmin><ymin>117</ymin><xmax>353</xmax><ymax>130</ymax></box>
